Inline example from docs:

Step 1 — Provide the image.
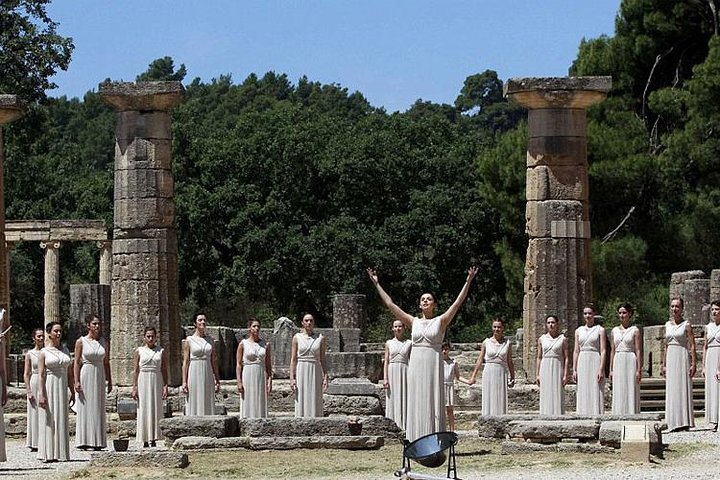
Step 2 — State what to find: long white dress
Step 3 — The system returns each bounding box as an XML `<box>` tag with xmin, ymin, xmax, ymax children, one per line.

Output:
<box><xmin>26</xmin><ymin>348</ymin><xmax>41</xmax><ymax>449</ymax></box>
<box><xmin>705</xmin><ymin>322</ymin><xmax>720</xmax><ymax>425</ymax></box>
<box><xmin>385</xmin><ymin>338</ymin><xmax>411</xmax><ymax>430</ymax></box>
<box><xmin>406</xmin><ymin>316</ymin><xmax>445</xmax><ymax>442</ymax></box>
<box><xmin>294</xmin><ymin>332</ymin><xmax>324</xmax><ymax>417</ymax></box>
<box><xmin>611</xmin><ymin>326</ymin><xmax>640</xmax><ymax>414</ymax></box>
<box><xmin>186</xmin><ymin>335</ymin><xmax>215</xmax><ymax>416</ymax></box>
<box><xmin>0</xmin><ymin>370</ymin><xmax>5</xmax><ymax>462</ymax></box>
<box><xmin>240</xmin><ymin>338</ymin><xmax>269</xmax><ymax>418</ymax></box>
<box><xmin>665</xmin><ymin>320</ymin><xmax>694</xmax><ymax>430</ymax></box>
<box><xmin>38</xmin><ymin>346</ymin><xmax>72</xmax><ymax>461</ymax></box>
<box><xmin>576</xmin><ymin>325</ymin><xmax>604</xmax><ymax>415</ymax></box>
<box><xmin>539</xmin><ymin>333</ymin><xmax>565</xmax><ymax>415</ymax></box>
<box><xmin>136</xmin><ymin>345</ymin><xmax>164</xmax><ymax>444</ymax></box>
<box><xmin>76</xmin><ymin>336</ymin><xmax>107</xmax><ymax>449</ymax></box>
<box><xmin>482</xmin><ymin>338</ymin><xmax>510</xmax><ymax>415</ymax></box>
<box><xmin>443</xmin><ymin>359</ymin><xmax>459</xmax><ymax>407</ymax></box>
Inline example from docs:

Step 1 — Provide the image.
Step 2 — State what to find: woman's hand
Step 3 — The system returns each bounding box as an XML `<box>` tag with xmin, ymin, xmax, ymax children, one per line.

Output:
<box><xmin>466</xmin><ymin>265</ymin><xmax>479</xmax><ymax>282</ymax></box>
<box><xmin>74</xmin><ymin>381</ymin><xmax>83</xmax><ymax>394</ymax></box>
<box><xmin>366</xmin><ymin>268</ymin><xmax>379</xmax><ymax>285</ymax></box>
<box><xmin>382</xmin><ymin>379</ymin><xmax>389</xmax><ymax>390</ymax></box>
<box><xmin>27</xmin><ymin>391</ymin><xmax>36</xmax><ymax>407</ymax></box>
<box><xmin>131</xmin><ymin>387</ymin><xmax>138</xmax><ymax>401</ymax></box>
<box><xmin>162</xmin><ymin>385</ymin><xmax>169</xmax><ymax>400</ymax></box>
<box><xmin>597</xmin><ymin>369</ymin><xmax>605</xmax><ymax>384</ymax></box>
<box><xmin>38</xmin><ymin>393</ymin><xmax>47</xmax><ymax>409</ymax></box>
<box><xmin>290</xmin><ymin>379</ymin><xmax>297</xmax><ymax>393</ymax></box>
<box><xmin>237</xmin><ymin>381</ymin><xmax>244</xmax><ymax>394</ymax></box>
<box><xmin>181</xmin><ymin>383</ymin><xmax>188</xmax><ymax>395</ymax></box>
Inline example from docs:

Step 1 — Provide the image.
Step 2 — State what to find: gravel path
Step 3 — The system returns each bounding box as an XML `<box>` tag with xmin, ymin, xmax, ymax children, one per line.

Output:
<box><xmin>0</xmin><ymin>438</ymin><xmax>91</xmax><ymax>479</ymax></box>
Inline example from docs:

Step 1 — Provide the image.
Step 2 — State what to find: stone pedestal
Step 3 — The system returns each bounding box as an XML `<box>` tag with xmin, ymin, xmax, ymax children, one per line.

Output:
<box><xmin>69</xmin><ymin>284</ymin><xmax>111</xmax><ymax>349</ymax></box>
<box><xmin>0</xmin><ymin>95</ymin><xmax>24</xmax><ymax>338</ymax></box>
<box><xmin>505</xmin><ymin>77</ymin><xmax>611</xmax><ymax>375</ymax></box>
<box><xmin>100</xmin><ymin>81</ymin><xmax>184</xmax><ymax>386</ymax></box>
<box><xmin>332</xmin><ymin>294</ymin><xmax>366</xmax><ymax>330</ymax></box>
<box><xmin>41</xmin><ymin>241</ymin><xmax>61</xmax><ymax>326</ymax></box>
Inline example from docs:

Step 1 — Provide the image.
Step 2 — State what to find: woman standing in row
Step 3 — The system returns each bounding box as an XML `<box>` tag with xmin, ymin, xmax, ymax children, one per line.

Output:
<box><xmin>383</xmin><ymin>320</ymin><xmax>411</xmax><ymax>430</ymax></box>
<box><xmin>74</xmin><ymin>314</ymin><xmax>112</xmax><ymax>450</ymax></box>
<box><xmin>469</xmin><ymin>318</ymin><xmax>515</xmax><ymax>415</ymax></box>
<box><xmin>573</xmin><ymin>304</ymin><xmax>606</xmax><ymax>415</ymax></box>
<box><xmin>182</xmin><ymin>313</ymin><xmax>221</xmax><ymax>416</ymax></box>
<box><xmin>131</xmin><ymin>326</ymin><xmax>168</xmax><ymax>448</ymax></box>
<box><xmin>24</xmin><ymin>328</ymin><xmax>45</xmax><ymax>451</ymax></box>
<box><xmin>237</xmin><ymin>317</ymin><xmax>273</xmax><ymax>418</ymax></box>
<box><xmin>703</xmin><ymin>301</ymin><xmax>720</xmax><ymax>429</ymax></box>
<box><xmin>663</xmin><ymin>297</ymin><xmax>696</xmax><ymax>431</ymax></box>
<box><xmin>37</xmin><ymin>321</ymin><xmax>75</xmax><ymax>462</ymax></box>
<box><xmin>536</xmin><ymin>315</ymin><xmax>569</xmax><ymax>415</ymax></box>
<box><xmin>290</xmin><ymin>313</ymin><xmax>327</xmax><ymax>417</ymax></box>
<box><xmin>368</xmin><ymin>265</ymin><xmax>478</xmax><ymax>442</ymax></box>
<box><xmin>609</xmin><ymin>303</ymin><xmax>642</xmax><ymax>415</ymax></box>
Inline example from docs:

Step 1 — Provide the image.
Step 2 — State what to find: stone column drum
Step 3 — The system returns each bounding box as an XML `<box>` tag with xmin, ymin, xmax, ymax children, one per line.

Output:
<box><xmin>100</xmin><ymin>81</ymin><xmax>185</xmax><ymax>386</ymax></box>
<box><xmin>41</xmin><ymin>241</ymin><xmax>61</xmax><ymax>326</ymax></box>
<box><xmin>505</xmin><ymin>77</ymin><xmax>611</xmax><ymax>376</ymax></box>
<box><xmin>0</xmin><ymin>95</ymin><xmax>24</xmax><ymax>337</ymax></box>
<box><xmin>98</xmin><ymin>240</ymin><xmax>112</xmax><ymax>285</ymax></box>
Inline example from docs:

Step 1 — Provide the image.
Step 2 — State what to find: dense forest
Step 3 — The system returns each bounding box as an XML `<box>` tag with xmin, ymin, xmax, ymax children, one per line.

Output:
<box><xmin>1</xmin><ymin>0</ymin><xmax>719</xmax><ymax>352</ymax></box>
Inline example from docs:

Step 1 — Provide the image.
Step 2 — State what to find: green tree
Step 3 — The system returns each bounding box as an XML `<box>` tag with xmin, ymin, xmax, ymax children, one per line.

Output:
<box><xmin>136</xmin><ymin>56</ymin><xmax>187</xmax><ymax>82</ymax></box>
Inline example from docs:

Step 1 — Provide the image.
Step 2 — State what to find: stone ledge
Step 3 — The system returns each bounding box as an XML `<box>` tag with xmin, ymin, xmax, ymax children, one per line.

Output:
<box><xmin>172</xmin><ymin>435</ymin><xmax>384</xmax><ymax>450</ymax></box>
<box><xmin>598</xmin><ymin>421</ymin><xmax>663</xmax><ymax>455</ymax></box>
<box><xmin>89</xmin><ymin>451</ymin><xmax>189</xmax><ymax>468</ymax></box>
<box><xmin>501</xmin><ymin>440</ymin><xmax>616</xmax><ymax>455</ymax></box>
<box><xmin>508</xmin><ymin>419</ymin><xmax>599</xmax><ymax>441</ymax></box>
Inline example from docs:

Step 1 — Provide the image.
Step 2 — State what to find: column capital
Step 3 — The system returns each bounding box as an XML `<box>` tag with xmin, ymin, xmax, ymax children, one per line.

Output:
<box><xmin>505</xmin><ymin>77</ymin><xmax>612</xmax><ymax>109</ymax></box>
<box><xmin>99</xmin><ymin>81</ymin><xmax>185</xmax><ymax>112</ymax></box>
<box><xmin>40</xmin><ymin>241</ymin><xmax>61</xmax><ymax>250</ymax></box>
<box><xmin>0</xmin><ymin>95</ymin><xmax>24</xmax><ymax>125</ymax></box>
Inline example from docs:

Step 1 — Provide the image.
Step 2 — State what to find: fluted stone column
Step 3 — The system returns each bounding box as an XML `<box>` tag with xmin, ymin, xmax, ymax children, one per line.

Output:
<box><xmin>0</xmin><ymin>95</ymin><xmax>24</xmax><ymax>336</ymax></box>
<box><xmin>100</xmin><ymin>81</ymin><xmax>184</xmax><ymax>386</ymax></box>
<box><xmin>97</xmin><ymin>241</ymin><xmax>112</xmax><ymax>285</ymax></box>
<box><xmin>41</xmin><ymin>241</ymin><xmax>61</xmax><ymax>326</ymax></box>
<box><xmin>505</xmin><ymin>77</ymin><xmax>611</xmax><ymax>376</ymax></box>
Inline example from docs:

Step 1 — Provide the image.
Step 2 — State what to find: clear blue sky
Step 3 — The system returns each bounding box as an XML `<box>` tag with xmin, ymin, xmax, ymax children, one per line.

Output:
<box><xmin>47</xmin><ymin>0</ymin><xmax>620</xmax><ymax>112</ymax></box>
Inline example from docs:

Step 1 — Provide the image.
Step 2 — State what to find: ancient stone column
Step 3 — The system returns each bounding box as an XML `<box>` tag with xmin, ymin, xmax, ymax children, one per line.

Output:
<box><xmin>40</xmin><ymin>241</ymin><xmax>61</xmax><ymax>326</ymax></box>
<box><xmin>505</xmin><ymin>77</ymin><xmax>611</xmax><ymax>376</ymax></box>
<box><xmin>711</xmin><ymin>270</ymin><xmax>720</xmax><ymax>303</ymax></box>
<box><xmin>69</xmin><ymin>284</ymin><xmax>111</xmax><ymax>350</ymax></box>
<box><xmin>100</xmin><ymin>81</ymin><xmax>185</xmax><ymax>386</ymax></box>
<box><xmin>97</xmin><ymin>240</ymin><xmax>112</xmax><ymax>285</ymax></box>
<box><xmin>0</xmin><ymin>95</ymin><xmax>24</xmax><ymax>334</ymax></box>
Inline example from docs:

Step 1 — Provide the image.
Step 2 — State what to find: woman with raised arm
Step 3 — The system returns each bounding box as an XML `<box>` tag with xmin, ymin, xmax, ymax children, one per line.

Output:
<box><xmin>24</xmin><ymin>327</ymin><xmax>45</xmax><ymax>451</ymax></box>
<box><xmin>384</xmin><ymin>320</ymin><xmax>411</xmax><ymax>430</ymax></box>
<box><xmin>573</xmin><ymin>304</ymin><xmax>607</xmax><ymax>415</ymax></box>
<box><xmin>535</xmin><ymin>315</ymin><xmax>569</xmax><ymax>415</ymax></box>
<box><xmin>237</xmin><ymin>317</ymin><xmax>273</xmax><ymax>418</ymax></box>
<box><xmin>74</xmin><ymin>314</ymin><xmax>112</xmax><ymax>450</ymax></box>
<box><xmin>469</xmin><ymin>318</ymin><xmax>515</xmax><ymax>415</ymax></box>
<box><xmin>131</xmin><ymin>326</ymin><xmax>168</xmax><ymax>448</ymax></box>
<box><xmin>37</xmin><ymin>321</ymin><xmax>75</xmax><ymax>462</ymax></box>
<box><xmin>663</xmin><ymin>297</ymin><xmax>696</xmax><ymax>431</ymax></box>
<box><xmin>182</xmin><ymin>313</ymin><xmax>221</xmax><ymax>416</ymax></box>
<box><xmin>368</xmin><ymin>265</ymin><xmax>478</xmax><ymax>442</ymax></box>
<box><xmin>609</xmin><ymin>303</ymin><xmax>642</xmax><ymax>415</ymax></box>
<box><xmin>703</xmin><ymin>301</ymin><xmax>720</xmax><ymax>429</ymax></box>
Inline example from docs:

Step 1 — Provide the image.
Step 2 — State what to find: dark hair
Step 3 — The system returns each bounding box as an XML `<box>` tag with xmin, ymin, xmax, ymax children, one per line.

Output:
<box><xmin>583</xmin><ymin>303</ymin><xmax>596</xmax><ymax>313</ymax></box>
<box><xmin>671</xmin><ymin>297</ymin><xmax>684</xmax><ymax>308</ymax></box>
<box><xmin>617</xmin><ymin>303</ymin><xmax>635</xmax><ymax>316</ymax></box>
<box><xmin>712</xmin><ymin>300</ymin><xmax>720</xmax><ymax>308</ymax></box>
<box><xmin>45</xmin><ymin>321</ymin><xmax>61</xmax><ymax>334</ymax></box>
<box><xmin>84</xmin><ymin>313</ymin><xmax>99</xmax><ymax>325</ymax></box>
<box><xmin>546</xmin><ymin>315</ymin><xmax>559</xmax><ymax>323</ymax></box>
<box><xmin>420</xmin><ymin>292</ymin><xmax>437</xmax><ymax>303</ymax></box>
<box><xmin>193</xmin><ymin>312</ymin><xmax>207</xmax><ymax>324</ymax></box>
<box><xmin>247</xmin><ymin>317</ymin><xmax>260</xmax><ymax>329</ymax></box>
<box><xmin>442</xmin><ymin>341</ymin><xmax>451</xmax><ymax>350</ymax></box>
<box><xmin>144</xmin><ymin>326</ymin><xmax>157</xmax><ymax>335</ymax></box>
<box><xmin>32</xmin><ymin>327</ymin><xmax>45</xmax><ymax>337</ymax></box>
<box><xmin>492</xmin><ymin>317</ymin><xmax>504</xmax><ymax>326</ymax></box>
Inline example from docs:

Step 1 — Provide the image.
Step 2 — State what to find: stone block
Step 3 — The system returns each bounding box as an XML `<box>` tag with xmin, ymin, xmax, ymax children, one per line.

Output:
<box><xmin>114</xmin><ymin>197</ymin><xmax>176</xmax><ymax>230</ymax></box>
<box><xmin>526</xmin><ymin>200</ymin><xmax>584</xmax><ymax>238</ymax></box>
<box><xmin>171</xmin><ymin>435</ymin><xmax>383</xmax><ymax>451</ymax></box>
<box><xmin>89</xmin><ymin>451</ymin><xmax>189</xmax><ymax>468</ymax></box>
<box><xmin>205</xmin><ymin>326</ymin><xmax>238</xmax><ymax>379</ymax></box>
<box><xmin>115</xmin><ymin>139</ymin><xmax>173</xmax><ymax>171</ymax></box>
<box><xmin>508</xmin><ymin>419</ymin><xmax>599</xmax><ymax>441</ymax></box>
<box><xmin>69</xmin><ymin>284</ymin><xmax>111</xmax><ymax>349</ymax></box>
<box><xmin>527</xmin><ymin>109</ymin><xmax>588</xmax><ymax>137</ymax></box>
<box><xmin>237</xmin><ymin>415</ymin><xmax>400</xmax><ymax>439</ymax></box>
<box><xmin>684</xmin><ymin>278</ymin><xmax>711</xmax><ymax>325</ymax></box>
<box><xmin>599</xmin><ymin>421</ymin><xmax>661</xmax><ymax>456</ymax></box>
<box><xmin>115</xmin><ymin>111</ymin><xmax>173</xmax><ymax>141</ymax></box>
<box><xmin>327</xmin><ymin>352</ymin><xmax>383</xmax><ymax>382</ymax></box>
<box><xmin>326</xmin><ymin>378</ymin><xmax>380</xmax><ymax>396</ymax></box>
<box><xmin>100</xmin><ymin>81</ymin><xmax>184</xmax><ymax>112</ymax></box>
<box><xmin>114</xmin><ymin>168</ymin><xmax>174</xmax><ymax>200</ymax></box>
<box><xmin>324</xmin><ymin>395</ymin><xmax>383</xmax><ymax>415</ymax></box>
<box><xmin>526</xmin><ymin>165</ymin><xmax>588</xmax><ymax>201</ymax></box>
<box><xmin>339</xmin><ymin>328</ymin><xmax>362</xmax><ymax>352</ymax></box>
<box><xmin>159</xmin><ymin>415</ymin><xmax>239</xmax><ymax>445</ymax></box>
<box><xmin>117</xmin><ymin>399</ymin><xmax>137</xmax><ymax>420</ymax></box>
<box><xmin>621</xmin><ymin>424</ymin><xmax>650</xmax><ymax>462</ymax></box>
<box><xmin>505</xmin><ymin>77</ymin><xmax>611</xmax><ymax>109</ymax></box>
<box><xmin>332</xmin><ymin>294</ymin><xmax>366</xmax><ymax>329</ymax></box>
<box><xmin>526</xmin><ymin>136</ymin><xmax>587</xmax><ymax>167</ymax></box>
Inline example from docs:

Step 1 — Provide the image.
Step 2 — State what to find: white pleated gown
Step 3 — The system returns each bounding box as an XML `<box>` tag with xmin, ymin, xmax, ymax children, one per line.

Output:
<box><xmin>385</xmin><ymin>338</ymin><xmax>411</xmax><ymax>430</ymax></box>
<box><xmin>665</xmin><ymin>321</ymin><xmax>694</xmax><ymax>430</ymax></box>
<box><xmin>38</xmin><ymin>347</ymin><xmax>72</xmax><ymax>461</ymax></box>
<box><xmin>294</xmin><ymin>333</ymin><xmax>324</xmax><ymax>417</ymax></box>
<box><xmin>406</xmin><ymin>317</ymin><xmax>445</xmax><ymax>442</ymax></box>
<box><xmin>444</xmin><ymin>359</ymin><xmax>459</xmax><ymax>407</ymax></box>
<box><xmin>26</xmin><ymin>349</ymin><xmax>41</xmax><ymax>449</ymax></box>
<box><xmin>611</xmin><ymin>326</ymin><xmax>640</xmax><ymax>415</ymax></box>
<box><xmin>76</xmin><ymin>337</ymin><xmax>107</xmax><ymax>448</ymax></box>
<box><xmin>186</xmin><ymin>335</ymin><xmax>215</xmax><ymax>416</ymax></box>
<box><xmin>481</xmin><ymin>338</ymin><xmax>510</xmax><ymax>415</ymax></box>
<box><xmin>240</xmin><ymin>338</ymin><xmax>269</xmax><ymax>418</ymax></box>
<box><xmin>575</xmin><ymin>325</ymin><xmax>604</xmax><ymax>415</ymax></box>
<box><xmin>705</xmin><ymin>322</ymin><xmax>720</xmax><ymax>425</ymax></box>
<box><xmin>539</xmin><ymin>333</ymin><xmax>566</xmax><ymax>415</ymax></box>
<box><xmin>136</xmin><ymin>345</ymin><xmax>164</xmax><ymax>444</ymax></box>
